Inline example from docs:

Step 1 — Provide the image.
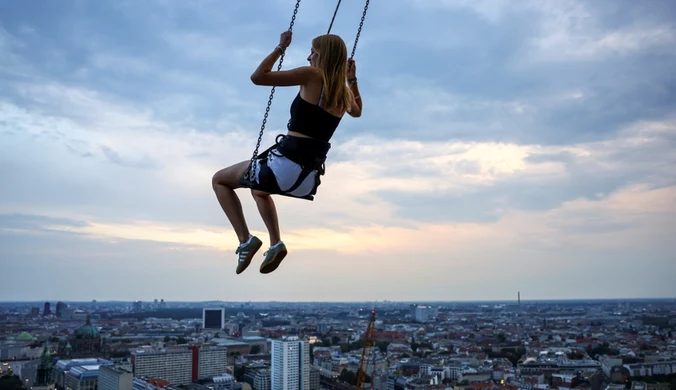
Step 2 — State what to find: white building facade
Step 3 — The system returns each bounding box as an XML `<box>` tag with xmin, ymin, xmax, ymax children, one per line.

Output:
<box><xmin>271</xmin><ymin>336</ymin><xmax>310</xmax><ymax>390</ymax></box>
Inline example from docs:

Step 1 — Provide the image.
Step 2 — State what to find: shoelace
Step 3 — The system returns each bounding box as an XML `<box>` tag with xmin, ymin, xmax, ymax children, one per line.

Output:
<box><xmin>263</xmin><ymin>243</ymin><xmax>284</xmax><ymax>258</ymax></box>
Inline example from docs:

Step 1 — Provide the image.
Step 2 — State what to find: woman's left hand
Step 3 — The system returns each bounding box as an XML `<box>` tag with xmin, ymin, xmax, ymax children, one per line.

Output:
<box><xmin>279</xmin><ymin>31</ymin><xmax>292</xmax><ymax>48</ymax></box>
<box><xmin>347</xmin><ymin>59</ymin><xmax>357</xmax><ymax>78</ymax></box>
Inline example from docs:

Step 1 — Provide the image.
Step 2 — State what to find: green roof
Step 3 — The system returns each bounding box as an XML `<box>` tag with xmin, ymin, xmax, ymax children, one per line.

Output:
<box><xmin>75</xmin><ymin>324</ymin><xmax>99</xmax><ymax>338</ymax></box>
<box><xmin>16</xmin><ymin>332</ymin><xmax>35</xmax><ymax>342</ymax></box>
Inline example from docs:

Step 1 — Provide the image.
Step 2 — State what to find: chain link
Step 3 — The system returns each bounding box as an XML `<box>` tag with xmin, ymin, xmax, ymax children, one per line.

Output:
<box><xmin>350</xmin><ymin>0</ymin><xmax>370</xmax><ymax>60</ymax></box>
<box><xmin>245</xmin><ymin>0</ymin><xmax>302</xmax><ymax>181</ymax></box>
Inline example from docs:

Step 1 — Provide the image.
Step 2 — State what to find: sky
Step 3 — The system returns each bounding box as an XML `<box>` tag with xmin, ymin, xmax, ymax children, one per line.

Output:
<box><xmin>1</xmin><ymin>0</ymin><xmax>675</xmax><ymax>303</ymax></box>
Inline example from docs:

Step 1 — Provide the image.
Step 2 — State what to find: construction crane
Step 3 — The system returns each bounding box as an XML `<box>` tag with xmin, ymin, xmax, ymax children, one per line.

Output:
<box><xmin>356</xmin><ymin>310</ymin><xmax>377</xmax><ymax>389</ymax></box>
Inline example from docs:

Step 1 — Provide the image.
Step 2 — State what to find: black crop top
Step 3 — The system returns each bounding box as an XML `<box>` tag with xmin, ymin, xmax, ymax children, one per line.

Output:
<box><xmin>287</xmin><ymin>92</ymin><xmax>342</xmax><ymax>142</ymax></box>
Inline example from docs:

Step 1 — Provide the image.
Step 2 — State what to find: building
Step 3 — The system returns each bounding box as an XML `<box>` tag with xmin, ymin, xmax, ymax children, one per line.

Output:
<box><xmin>52</xmin><ymin>358</ymin><xmax>114</xmax><ymax>390</ymax></box>
<box><xmin>132</xmin><ymin>349</ymin><xmax>193</xmax><ymax>385</ymax></box>
<box><xmin>56</xmin><ymin>302</ymin><xmax>67</xmax><ymax>318</ymax></box>
<box><xmin>243</xmin><ymin>369</ymin><xmax>270</xmax><ymax>390</ymax></box>
<box><xmin>309</xmin><ymin>367</ymin><xmax>320</xmax><ymax>390</ymax></box>
<box><xmin>98</xmin><ymin>366</ymin><xmax>133</xmax><ymax>390</ymax></box>
<box><xmin>623</xmin><ymin>361</ymin><xmax>676</xmax><ymax>377</ymax></box>
<box><xmin>57</xmin><ymin>315</ymin><xmax>106</xmax><ymax>358</ymax></box>
<box><xmin>270</xmin><ymin>336</ymin><xmax>310</xmax><ymax>390</ymax></box>
<box><xmin>203</xmin><ymin>309</ymin><xmax>225</xmax><ymax>330</ymax></box>
<box><xmin>131</xmin><ymin>345</ymin><xmax>228</xmax><ymax>385</ymax></box>
<box><xmin>414</xmin><ymin>306</ymin><xmax>438</xmax><ymax>323</ymax></box>
<box><xmin>193</xmin><ymin>345</ymin><xmax>228</xmax><ymax>380</ymax></box>
<box><xmin>34</xmin><ymin>343</ymin><xmax>53</xmax><ymax>387</ymax></box>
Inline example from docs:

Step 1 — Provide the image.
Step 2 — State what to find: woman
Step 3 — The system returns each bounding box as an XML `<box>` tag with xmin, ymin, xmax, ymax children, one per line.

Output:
<box><xmin>211</xmin><ymin>30</ymin><xmax>363</xmax><ymax>275</ymax></box>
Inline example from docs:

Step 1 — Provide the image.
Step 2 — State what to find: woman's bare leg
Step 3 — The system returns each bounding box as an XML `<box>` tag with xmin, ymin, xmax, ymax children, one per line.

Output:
<box><xmin>251</xmin><ymin>190</ymin><xmax>281</xmax><ymax>245</ymax></box>
<box><xmin>251</xmin><ymin>189</ymin><xmax>288</xmax><ymax>274</ymax></box>
<box><xmin>212</xmin><ymin>160</ymin><xmax>264</xmax><ymax>274</ymax></box>
<box><xmin>211</xmin><ymin>160</ymin><xmax>252</xmax><ymax>243</ymax></box>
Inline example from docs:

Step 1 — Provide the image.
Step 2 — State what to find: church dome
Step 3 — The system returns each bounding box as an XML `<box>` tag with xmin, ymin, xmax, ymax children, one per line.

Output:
<box><xmin>16</xmin><ymin>332</ymin><xmax>35</xmax><ymax>342</ymax></box>
<box><xmin>74</xmin><ymin>315</ymin><xmax>99</xmax><ymax>338</ymax></box>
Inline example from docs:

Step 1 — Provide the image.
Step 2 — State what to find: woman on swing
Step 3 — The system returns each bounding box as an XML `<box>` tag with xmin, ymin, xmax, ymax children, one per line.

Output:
<box><xmin>211</xmin><ymin>30</ymin><xmax>363</xmax><ymax>275</ymax></box>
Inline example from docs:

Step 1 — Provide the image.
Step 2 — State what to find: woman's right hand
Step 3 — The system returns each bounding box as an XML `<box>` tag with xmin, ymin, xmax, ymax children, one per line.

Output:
<box><xmin>279</xmin><ymin>31</ymin><xmax>292</xmax><ymax>48</ymax></box>
<box><xmin>347</xmin><ymin>59</ymin><xmax>356</xmax><ymax>79</ymax></box>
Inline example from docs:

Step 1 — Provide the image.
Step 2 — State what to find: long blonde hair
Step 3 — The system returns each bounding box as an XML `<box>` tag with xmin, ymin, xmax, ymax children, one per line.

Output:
<box><xmin>311</xmin><ymin>34</ymin><xmax>353</xmax><ymax>114</ymax></box>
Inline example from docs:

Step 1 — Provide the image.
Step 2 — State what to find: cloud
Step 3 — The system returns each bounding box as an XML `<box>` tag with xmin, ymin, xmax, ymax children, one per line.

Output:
<box><xmin>0</xmin><ymin>213</ymin><xmax>89</xmax><ymax>233</ymax></box>
<box><xmin>1</xmin><ymin>0</ymin><xmax>675</xmax><ymax>301</ymax></box>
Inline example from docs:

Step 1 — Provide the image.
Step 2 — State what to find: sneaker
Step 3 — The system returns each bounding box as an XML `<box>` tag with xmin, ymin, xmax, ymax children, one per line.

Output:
<box><xmin>235</xmin><ymin>235</ymin><xmax>263</xmax><ymax>274</ymax></box>
<box><xmin>259</xmin><ymin>241</ymin><xmax>288</xmax><ymax>274</ymax></box>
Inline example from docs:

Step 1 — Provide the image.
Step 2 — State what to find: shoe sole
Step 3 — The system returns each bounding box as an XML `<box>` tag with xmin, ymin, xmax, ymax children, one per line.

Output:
<box><xmin>236</xmin><ymin>240</ymin><xmax>262</xmax><ymax>274</ymax></box>
<box><xmin>259</xmin><ymin>248</ymin><xmax>288</xmax><ymax>274</ymax></box>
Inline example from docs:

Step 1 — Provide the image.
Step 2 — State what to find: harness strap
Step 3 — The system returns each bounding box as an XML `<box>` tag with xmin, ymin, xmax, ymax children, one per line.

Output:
<box><xmin>283</xmin><ymin>167</ymin><xmax>314</xmax><ymax>194</ymax></box>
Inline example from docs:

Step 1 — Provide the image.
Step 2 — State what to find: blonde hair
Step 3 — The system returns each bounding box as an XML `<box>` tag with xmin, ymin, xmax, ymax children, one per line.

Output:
<box><xmin>311</xmin><ymin>34</ymin><xmax>353</xmax><ymax>114</ymax></box>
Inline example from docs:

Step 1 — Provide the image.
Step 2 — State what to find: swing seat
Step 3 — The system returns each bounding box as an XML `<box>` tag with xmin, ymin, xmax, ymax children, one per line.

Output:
<box><xmin>238</xmin><ymin>178</ymin><xmax>316</xmax><ymax>201</ymax></box>
<box><xmin>238</xmin><ymin>141</ymin><xmax>322</xmax><ymax>201</ymax></box>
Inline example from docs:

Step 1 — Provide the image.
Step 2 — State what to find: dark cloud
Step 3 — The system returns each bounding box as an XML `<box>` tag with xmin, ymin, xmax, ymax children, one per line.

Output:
<box><xmin>100</xmin><ymin>145</ymin><xmax>157</xmax><ymax>169</ymax></box>
<box><xmin>525</xmin><ymin>151</ymin><xmax>577</xmax><ymax>165</ymax></box>
<box><xmin>3</xmin><ymin>0</ymin><xmax>674</xmax><ymax>147</ymax></box>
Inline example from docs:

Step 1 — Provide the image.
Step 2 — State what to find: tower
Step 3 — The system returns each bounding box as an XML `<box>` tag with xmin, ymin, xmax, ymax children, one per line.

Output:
<box><xmin>34</xmin><ymin>342</ymin><xmax>53</xmax><ymax>387</ymax></box>
<box><xmin>271</xmin><ymin>336</ymin><xmax>310</xmax><ymax>390</ymax></box>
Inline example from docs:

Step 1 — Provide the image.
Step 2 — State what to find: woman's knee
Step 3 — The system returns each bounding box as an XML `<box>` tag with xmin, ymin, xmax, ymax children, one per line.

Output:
<box><xmin>251</xmin><ymin>189</ymin><xmax>271</xmax><ymax>198</ymax></box>
<box><xmin>211</xmin><ymin>171</ymin><xmax>221</xmax><ymax>190</ymax></box>
<box><xmin>212</xmin><ymin>161</ymin><xmax>250</xmax><ymax>190</ymax></box>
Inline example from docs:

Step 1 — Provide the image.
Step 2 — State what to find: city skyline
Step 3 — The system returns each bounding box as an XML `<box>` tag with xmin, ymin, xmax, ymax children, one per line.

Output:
<box><xmin>1</xmin><ymin>0</ymin><xmax>675</xmax><ymax>302</ymax></box>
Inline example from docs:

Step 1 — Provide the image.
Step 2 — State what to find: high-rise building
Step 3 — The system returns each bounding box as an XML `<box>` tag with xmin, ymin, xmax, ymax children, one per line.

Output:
<box><xmin>202</xmin><ymin>308</ymin><xmax>225</xmax><ymax>330</ymax></box>
<box><xmin>309</xmin><ymin>367</ymin><xmax>320</xmax><ymax>390</ymax></box>
<box><xmin>414</xmin><ymin>305</ymin><xmax>438</xmax><ymax>323</ymax></box>
<box><xmin>193</xmin><ymin>345</ymin><xmax>228</xmax><ymax>380</ymax></box>
<box><xmin>56</xmin><ymin>302</ymin><xmax>67</xmax><ymax>318</ymax></box>
<box><xmin>271</xmin><ymin>336</ymin><xmax>310</xmax><ymax>390</ymax></box>
<box><xmin>131</xmin><ymin>345</ymin><xmax>228</xmax><ymax>385</ymax></box>
<box><xmin>43</xmin><ymin>302</ymin><xmax>51</xmax><ymax>316</ymax></box>
<box><xmin>132</xmin><ymin>349</ymin><xmax>193</xmax><ymax>385</ymax></box>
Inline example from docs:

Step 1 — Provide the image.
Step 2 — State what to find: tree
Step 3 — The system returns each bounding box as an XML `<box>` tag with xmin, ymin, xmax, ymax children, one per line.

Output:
<box><xmin>376</xmin><ymin>341</ymin><xmax>390</xmax><ymax>353</ymax></box>
<box><xmin>250</xmin><ymin>345</ymin><xmax>261</xmax><ymax>355</ymax></box>
<box><xmin>332</xmin><ymin>336</ymin><xmax>341</xmax><ymax>346</ymax></box>
<box><xmin>233</xmin><ymin>366</ymin><xmax>246</xmax><ymax>382</ymax></box>
<box><xmin>0</xmin><ymin>374</ymin><xmax>25</xmax><ymax>390</ymax></box>
<box><xmin>339</xmin><ymin>369</ymin><xmax>356</xmax><ymax>385</ymax></box>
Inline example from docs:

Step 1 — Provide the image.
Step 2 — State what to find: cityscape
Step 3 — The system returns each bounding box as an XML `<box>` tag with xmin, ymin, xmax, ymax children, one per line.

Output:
<box><xmin>1</xmin><ymin>298</ymin><xmax>675</xmax><ymax>390</ymax></box>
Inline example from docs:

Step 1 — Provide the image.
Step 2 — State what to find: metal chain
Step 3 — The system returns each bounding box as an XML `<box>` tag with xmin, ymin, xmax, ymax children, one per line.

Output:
<box><xmin>350</xmin><ymin>0</ymin><xmax>370</xmax><ymax>60</ymax></box>
<box><xmin>245</xmin><ymin>0</ymin><xmax>302</xmax><ymax>180</ymax></box>
<box><xmin>327</xmin><ymin>0</ymin><xmax>342</xmax><ymax>34</ymax></box>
